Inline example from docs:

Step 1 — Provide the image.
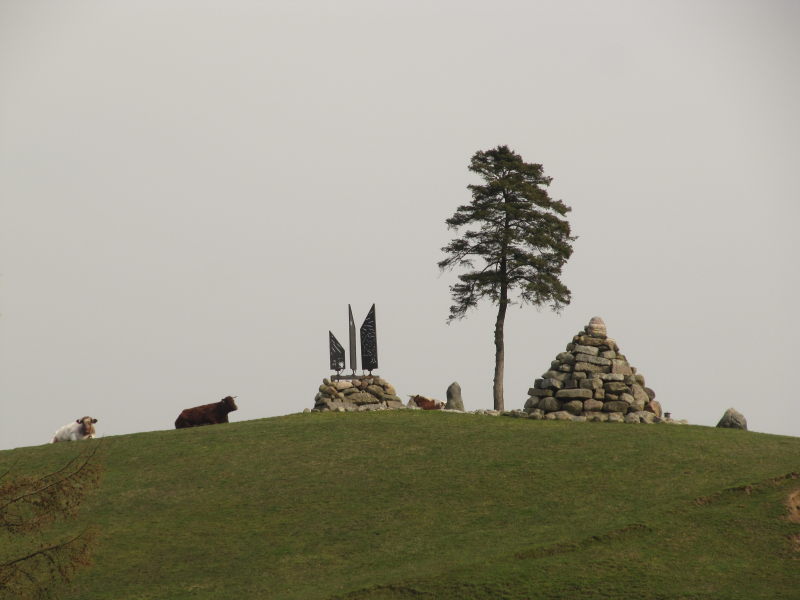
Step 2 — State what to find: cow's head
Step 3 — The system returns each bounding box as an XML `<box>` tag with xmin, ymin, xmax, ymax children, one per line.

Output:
<box><xmin>77</xmin><ymin>416</ymin><xmax>98</xmax><ymax>438</ymax></box>
<box><xmin>220</xmin><ymin>396</ymin><xmax>238</xmax><ymax>412</ymax></box>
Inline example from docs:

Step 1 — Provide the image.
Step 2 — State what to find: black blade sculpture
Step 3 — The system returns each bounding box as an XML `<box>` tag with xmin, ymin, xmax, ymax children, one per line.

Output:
<box><xmin>348</xmin><ymin>305</ymin><xmax>357</xmax><ymax>374</ymax></box>
<box><xmin>329</xmin><ymin>331</ymin><xmax>345</xmax><ymax>373</ymax></box>
<box><xmin>360</xmin><ymin>304</ymin><xmax>378</xmax><ymax>373</ymax></box>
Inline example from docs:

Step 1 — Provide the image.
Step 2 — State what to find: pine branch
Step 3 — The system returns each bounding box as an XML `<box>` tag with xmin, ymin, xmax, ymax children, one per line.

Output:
<box><xmin>0</xmin><ymin>444</ymin><xmax>103</xmax><ymax>534</ymax></box>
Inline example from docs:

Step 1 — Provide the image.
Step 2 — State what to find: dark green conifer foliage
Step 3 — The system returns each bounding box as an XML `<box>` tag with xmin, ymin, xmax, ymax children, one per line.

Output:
<box><xmin>439</xmin><ymin>145</ymin><xmax>575</xmax><ymax>411</ymax></box>
<box><xmin>0</xmin><ymin>445</ymin><xmax>103</xmax><ymax>599</ymax></box>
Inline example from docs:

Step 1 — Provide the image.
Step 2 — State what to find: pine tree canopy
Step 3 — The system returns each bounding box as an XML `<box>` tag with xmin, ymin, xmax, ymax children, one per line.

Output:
<box><xmin>439</xmin><ymin>145</ymin><xmax>575</xmax><ymax>321</ymax></box>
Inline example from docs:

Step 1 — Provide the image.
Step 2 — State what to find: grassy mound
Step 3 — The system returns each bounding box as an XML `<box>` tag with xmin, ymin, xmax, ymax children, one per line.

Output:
<box><xmin>2</xmin><ymin>411</ymin><xmax>798</xmax><ymax>599</ymax></box>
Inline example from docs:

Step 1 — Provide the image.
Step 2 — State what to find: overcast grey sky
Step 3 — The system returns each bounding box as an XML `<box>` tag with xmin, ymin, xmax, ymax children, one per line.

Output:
<box><xmin>1</xmin><ymin>0</ymin><xmax>798</xmax><ymax>450</ymax></box>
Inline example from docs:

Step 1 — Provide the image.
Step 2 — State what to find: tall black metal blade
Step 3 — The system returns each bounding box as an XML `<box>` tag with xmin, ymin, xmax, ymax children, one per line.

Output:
<box><xmin>348</xmin><ymin>305</ymin><xmax>357</xmax><ymax>373</ymax></box>
<box><xmin>360</xmin><ymin>304</ymin><xmax>378</xmax><ymax>372</ymax></box>
<box><xmin>329</xmin><ymin>331</ymin><xmax>345</xmax><ymax>372</ymax></box>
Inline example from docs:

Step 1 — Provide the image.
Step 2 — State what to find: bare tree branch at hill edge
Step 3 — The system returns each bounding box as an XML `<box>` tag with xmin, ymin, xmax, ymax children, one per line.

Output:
<box><xmin>0</xmin><ymin>444</ymin><xmax>103</xmax><ymax>600</ymax></box>
<box><xmin>439</xmin><ymin>145</ymin><xmax>575</xmax><ymax>411</ymax></box>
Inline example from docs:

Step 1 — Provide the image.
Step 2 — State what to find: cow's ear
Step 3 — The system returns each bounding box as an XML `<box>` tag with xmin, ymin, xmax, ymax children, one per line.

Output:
<box><xmin>92</xmin><ymin>419</ymin><xmax>98</xmax><ymax>423</ymax></box>
<box><xmin>76</xmin><ymin>419</ymin><xmax>82</xmax><ymax>423</ymax></box>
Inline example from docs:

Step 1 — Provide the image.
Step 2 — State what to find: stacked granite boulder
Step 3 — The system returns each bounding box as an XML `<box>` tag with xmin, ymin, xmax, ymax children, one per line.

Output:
<box><xmin>524</xmin><ymin>317</ymin><xmax>663</xmax><ymax>423</ymax></box>
<box><xmin>313</xmin><ymin>376</ymin><xmax>404</xmax><ymax>412</ymax></box>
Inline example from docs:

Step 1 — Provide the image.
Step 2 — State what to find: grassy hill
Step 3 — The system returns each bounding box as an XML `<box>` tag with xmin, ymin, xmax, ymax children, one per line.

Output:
<box><xmin>1</xmin><ymin>411</ymin><xmax>798</xmax><ymax>599</ymax></box>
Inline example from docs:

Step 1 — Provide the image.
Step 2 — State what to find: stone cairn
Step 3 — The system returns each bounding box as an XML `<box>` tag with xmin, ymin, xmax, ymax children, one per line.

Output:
<box><xmin>313</xmin><ymin>376</ymin><xmax>404</xmax><ymax>412</ymax></box>
<box><xmin>524</xmin><ymin>317</ymin><xmax>667</xmax><ymax>424</ymax></box>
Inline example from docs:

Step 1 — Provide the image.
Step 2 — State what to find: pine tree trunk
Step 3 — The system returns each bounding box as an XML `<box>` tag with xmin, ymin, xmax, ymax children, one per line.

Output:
<box><xmin>493</xmin><ymin>298</ymin><xmax>506</xmax><ymax>412</ymax></box>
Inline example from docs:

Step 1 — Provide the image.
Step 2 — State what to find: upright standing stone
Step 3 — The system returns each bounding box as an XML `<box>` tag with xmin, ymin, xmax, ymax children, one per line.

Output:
<box><xmin>446</xmin><ymin>381</ymin><xmax>465</xmax><ymax>411</ymax></box>
<box><xmin>716</xmin><ymin>408</ymin><xmax>747</xmax><ymax>430</ymax></box>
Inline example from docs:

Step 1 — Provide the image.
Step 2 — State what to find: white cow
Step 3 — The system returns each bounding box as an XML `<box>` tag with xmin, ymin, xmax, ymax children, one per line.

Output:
<box><xmin>51</xmin><ymin>416</ymin><xmax>98</xmax><ymax>443</ymax></box>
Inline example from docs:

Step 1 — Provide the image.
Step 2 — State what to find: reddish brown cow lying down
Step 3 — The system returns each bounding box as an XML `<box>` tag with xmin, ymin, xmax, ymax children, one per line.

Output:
<box><xmin>174</xmin><ymin>396</ymin><xmax>238</xmax><ymax>429</ymax></box>
<box><xmin>408</xmin><ymin>395</ymin><xmax>445</xmax><ymax>410</ymax></box>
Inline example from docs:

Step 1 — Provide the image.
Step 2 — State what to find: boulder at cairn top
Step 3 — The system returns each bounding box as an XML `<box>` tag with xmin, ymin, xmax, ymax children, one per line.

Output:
<box><xmin>716</xmin><ymin>408</ymin><xmax>747</xmax><ymax>431</ymax></box>
<box><xmin>522</xmin><ymin>316</ymin><xmax>663</xmax><ymax>424</ymax></box>
<box><xmin>446</xmin><ymin>381</ymin><xmax>465</xmax><ymax>411</ymax></box>
<box><xmin>586</xmin><ymin>316</ymin><xmax>607</xmax><ymax>337</ymax></box>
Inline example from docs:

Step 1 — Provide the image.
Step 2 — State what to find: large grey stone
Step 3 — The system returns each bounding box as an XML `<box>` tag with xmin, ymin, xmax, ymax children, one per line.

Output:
<box><xmin>572</xmin><ymin>344</ymin><xmax>599</xmax><ymax>357</ymax></box>
<box><xmin>556</xmin><ymin>352</ymin><xmax>576</xmax><ymax>364</ymax></box>
<box><xmin>446</xmin><ymin>381</ymin><xmax>465</xmax><ymax>411</ymax></box>
<box><xmin>579</xmin><ymin>377</ymin><xmax>603</xmax><ymax>391</ymax></box>
<box><xmin>574</xmin><ymin>361</ymin><xmax>606</xmax><ymax>374</ymax></box>
<box><xmin>524</xmin><ymin>397</ymin><xmax>539</xmax><ymax>411</ymax></box>
<box><xmin>611</xmin><ymin>360</ymin><xmax>633</xmax><ymax>375</ymax></box>
<box><xmin>586</xmin><ymin>316</ymin><xmax>607</xmax><ymax>337</ymax></box>
<box><xmin>644</xmin><ymin>400</ymin><xmax>662</xmax><ymax>418</ymax></box>
<box><xmin>538</xmin><ymin>397</ymin><xmax>562</xmax><ymax>412</ymax></box>
<box><xmin>366</xmin><ymin>385</ymin><xmax>385</xmax><ymax>399</ymax></box>
<box><xmin>555</xmin><ymin>388</ymin><xmax>594</xmax><ymax>400</ymax></box>
<box><xmin>573</xmin><ymin>335</ymin><xmax>605</xmax><ymax>347</ymax></box>
<box><xmin>563</xmin><ymin>400</ymin><xmax>584</xmax><ymax>415</ymax></box>
<box><xmin>550</xmin><ymin>411</ymin><xmax>574</xmax><ymax>421</ymax></box>
<box><xmin>603</xmin><ymin>400</ymin><xmax>630</xmax><ymax>413</ymax></box>
<box><xmin>319</xmin><ymin>383</ymin><xmax>338</xmax><ymax>396</ymax></box>
<box><xmin>574</xmin><ymin>353</ymin><xmax>612</xmax><ymax>366</ymax></box>
<box><xmin>350</xmin><ymin>391</ymin><xmax>380</xmax><ymax>405</ymax></box>
<box><xmin>645</xmin><ymin>387</ymin><xmax>656</xmax><ymax>400</ymax></box>
<box><xmin>539</xmin><ymin>378</ymin><xmax>563</xmax><ymax>391</ymax></box>
<box><xmin>600</xmin><ymin>373</ymin><xmax>625</xmax><ymax>382</ymax></box>
<box><xmin>583</xmin><ymin>399</ymin><xmax>604</xmax><ymax>412</ymax></box>
<box><xmin>542</xmin><ymin>370</ymin><xmax>568</xmax><ymax>381</ymax></box>
<box><xmin>604</xmin><ymin>381</ymin><xmax>630</xmax><ymax>394</ymax></box>
<box><xmin>716</xmin><ymin>408</ymin><xmax>747</xmax><ymax>431</ymax></box>
<box><xmin>624</xmin><ymin>413</ymin><xmax>642</xmax><ymax>424</ymax></box>
<box><xmin>527</xmin><ymin>387</ymin><xmax>554</xmax><ymax>398</ymax></box>
<box><xmin>624</xmin><ymin>392</ymin><xmax>645</xmax><ymax>412</ymax></box>
<box><xmin>631</xmin><ymin>384</ymin><xmax>649</xmax><ymax>407</ymax></box>
<box><xmin>585</xmin><ymin>411</ymin><xmax>608</xmax><ymax>422</ymax></box>
<box><xmin>606</xmin><ymin>412</ymin><xmax>625</xmax><ymax>423</ymax></box>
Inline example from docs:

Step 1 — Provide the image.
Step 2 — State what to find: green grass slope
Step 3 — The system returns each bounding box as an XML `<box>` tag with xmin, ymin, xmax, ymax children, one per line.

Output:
<box><xmin>2</xmin><ymin>411</ymin><xmax>798</xmax><ymax>599</ymax></box>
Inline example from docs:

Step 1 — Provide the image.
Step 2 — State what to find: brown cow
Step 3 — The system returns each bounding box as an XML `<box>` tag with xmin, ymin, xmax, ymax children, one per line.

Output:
<box><xmin>408</xmin><ymin>395</ymin><xmax>445</xmax><ymax>410</ymax></box>
<box><xmin>174</xmin><ymin>396</ymin><xmax>238</xmax><ymax>429</ymax></box>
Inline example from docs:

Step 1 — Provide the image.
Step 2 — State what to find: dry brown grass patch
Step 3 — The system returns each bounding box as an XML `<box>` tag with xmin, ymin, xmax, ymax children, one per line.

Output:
<box><xmin>786</xmin><ymin>489</ymin><xmax>800</xmax><ymax>524</ymax></box>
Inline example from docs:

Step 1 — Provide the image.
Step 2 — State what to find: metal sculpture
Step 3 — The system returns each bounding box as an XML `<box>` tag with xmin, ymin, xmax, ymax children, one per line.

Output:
<box><xmin>329</xmin><ymin>331</ymin><xmax>345</xmax><ymax>373</ymax></box>
<box><xmin>329</xmin><ymin>304</ymin><xmax>379</xmax><ymax>376</ymax></box>
<box><xmin>348</xmin><ymin>305</ymin><xmax>357</xmax><ymax>374</ymax></box>
<box><xmin>360</xmin><ymin>304</ymin><xmax>378</xmax><ymax>373</ymax></box>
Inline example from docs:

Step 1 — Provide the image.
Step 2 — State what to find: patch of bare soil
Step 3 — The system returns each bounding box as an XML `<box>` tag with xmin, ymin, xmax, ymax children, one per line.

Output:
<box><xmin>787</xmin><ymin>489</ymin><xmax>800</xmax><ymax>524</ymax></box>
<box><xmin>787</xmin><ymin>488</ymin><xmax>800</xmax><ymax>553</ymax></box>
<box><xmin>693</xmin><ymin>472</ymin><xmax>799</xmax><ymax>506</ymax></box>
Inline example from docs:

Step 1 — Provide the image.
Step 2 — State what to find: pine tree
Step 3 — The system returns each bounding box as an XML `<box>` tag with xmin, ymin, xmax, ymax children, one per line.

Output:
<box><xmin>439</xmin><ymin>145</ymin><xmax>575</xmax><ymax>411</ymax></box>
<box><xmin>0</xmin><ymin>445</ymin><xmax>103</xmax><ymax>599</ymax></box>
